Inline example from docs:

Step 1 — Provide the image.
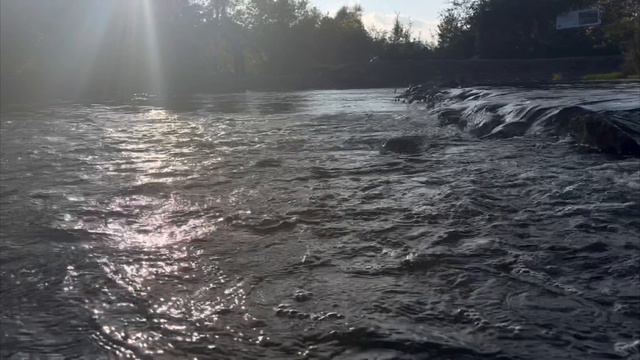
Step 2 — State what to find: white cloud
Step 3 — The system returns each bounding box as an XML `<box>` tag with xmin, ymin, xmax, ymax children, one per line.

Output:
<box><xmin>362</xmin><ymin>12</ymin><xmax>439</xmax><ymax>44</ymax></box>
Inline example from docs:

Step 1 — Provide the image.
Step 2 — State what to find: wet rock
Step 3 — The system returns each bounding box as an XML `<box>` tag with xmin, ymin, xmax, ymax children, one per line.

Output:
<box><xmin>438</xmin><ymin>109</ymin><xmax>465</xmax><ymax>129</ymax></box>
<box><xmin>293</xmin><ymin>289</ymin><xmax>313</xmax><ymax>302</ymax></box>
<box><xmin>468</xmin><ymin>114</ymin><xmax>504</xmax><ymax>138</ymax></box>
<box><xmin>381</xmin><ymin>136</ymin><xmax>426</xmax><ymax>154</ymax></box>
<box><xmin>552</xmin><ymin>107</ymin><xmax>640</xmax><ymax>156</ymax></box>
<box><xmin>275</xmin><ymin>305</ymin><xmax>309</xmax><ymax>319</ymax></box>
<box><xmin>485</xmin><ymin>120</ymin><xmax>532</xmax><ymax>139</ymax></box>
<box><xmin>568</xmin><ymin>113</ymin><xmax>640</xmax><ymax>156</ymax></box>
<box><xmin>321</xmin><ymin>312</ymin><xmax>343</xmax><ymax>320</ymax></box>
<box><xmin>395</xmin><ymin>84</ymin><xmax>446</xmax><ymax>106</ymax></box>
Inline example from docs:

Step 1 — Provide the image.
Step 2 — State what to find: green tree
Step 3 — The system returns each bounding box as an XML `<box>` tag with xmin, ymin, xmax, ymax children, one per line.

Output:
<box><xmin>436</xmin><ymin>0</ymin><xmax>628</xmax><ymax>60</ymax></box>
<box><xmin>598</xmin><ymin>0</ymin><xmax>640</xmax><ymax>73</ymax></box>
<box><xmin>437</xmin><ymin>7</ymin><xmax>475</xmax><ymax>58</ymax></box>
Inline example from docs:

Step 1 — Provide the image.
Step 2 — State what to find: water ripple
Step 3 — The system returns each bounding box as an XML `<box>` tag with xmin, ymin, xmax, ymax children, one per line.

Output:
<box><xmin>1</xmin><ymin>88</ymin><xmax>639</xmax><ymax>359</ymax></box>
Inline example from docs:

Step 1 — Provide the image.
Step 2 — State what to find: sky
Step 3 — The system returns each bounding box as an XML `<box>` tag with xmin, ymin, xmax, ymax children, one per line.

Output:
<box><xmin>310</xmin><ymin>0</ymin><xmax>450</xmax><ymax>43</ymax></box>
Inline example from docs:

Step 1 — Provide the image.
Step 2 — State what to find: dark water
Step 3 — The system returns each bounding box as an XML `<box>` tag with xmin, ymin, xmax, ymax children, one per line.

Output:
<box><xmin>1</xmin><ymin>86</ymin><xmax>639</xmax><ymax>359</ymax></box>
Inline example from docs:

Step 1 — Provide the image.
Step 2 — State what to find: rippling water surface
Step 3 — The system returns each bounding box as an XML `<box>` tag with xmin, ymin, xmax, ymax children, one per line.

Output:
<box><xmin>1</xmin><ymin>87</ymin><xmax>639</xmax><ymax>359</ymax></box>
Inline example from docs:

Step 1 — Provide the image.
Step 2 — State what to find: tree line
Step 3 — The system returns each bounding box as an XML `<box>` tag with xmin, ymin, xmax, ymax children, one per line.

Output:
<box><xmin>0</xmin><ymin>0</ymin><xmax>427</xmax><ymax>101</ymax></box>
<box><xmin>0</xmin><ymin>0</ymin><xmax>637</xmax><ymax>102</ymax></box>
<box><xmin>437</xmin><ymin>0</ymin><xmax>638</xmax><ymax>70</ymax></box>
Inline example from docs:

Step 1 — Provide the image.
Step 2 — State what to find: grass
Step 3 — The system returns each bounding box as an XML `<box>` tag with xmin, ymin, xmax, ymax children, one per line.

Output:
<box><xmin>582</xmin><ymin>72</ymin><xmax>626</xmax><ymax>81</ymax></box>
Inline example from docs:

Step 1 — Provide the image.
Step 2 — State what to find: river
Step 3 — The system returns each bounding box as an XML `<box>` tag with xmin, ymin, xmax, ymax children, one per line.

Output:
<box><xmin>1</xmin><ymin>86</ymin><xmax>639</xmax><ymax>359</ymax></box>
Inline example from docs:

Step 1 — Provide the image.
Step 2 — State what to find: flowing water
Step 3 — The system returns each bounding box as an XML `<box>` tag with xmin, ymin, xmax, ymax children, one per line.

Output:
<box><xmin>1</xmin><ymin>86</ymin><xmax>639</xmax><ymax>359</ymax></box>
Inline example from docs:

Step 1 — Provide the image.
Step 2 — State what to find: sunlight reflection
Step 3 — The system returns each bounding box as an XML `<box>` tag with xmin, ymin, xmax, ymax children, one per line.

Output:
<box><xmin>144</xmin><ymin>109</ymin><xmax>173</xmax><ymax>120</ymax></box>
<box><xmin>88</xmin><ymin>250</ymin><xmax>253</xmax><ymax>354</ymax></box>
<box><xmin>59</xmin><ymin>106</ymin><xmax>219</xmax><ymax>250</ymax></box>
<box><xmin>51</xmin><ymin>102</ymin><xmax>269</xmax><ymax>354</ymax></box>
<box><xmin>97</xmin><ymin>196</ymin><xmax>221</xmax><ymax>249</ymax></box>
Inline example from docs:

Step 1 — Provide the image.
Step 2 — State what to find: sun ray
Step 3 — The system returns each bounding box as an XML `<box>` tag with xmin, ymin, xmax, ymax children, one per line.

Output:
<box><xmin>64</xmin><ymin>1</ymin><xmax>116</xmax><ymax>99</ymax></box>
<box><xmin>141</xmin><ymin>0</ymin><xmax>166</xmax><ymax>99</ymax></box>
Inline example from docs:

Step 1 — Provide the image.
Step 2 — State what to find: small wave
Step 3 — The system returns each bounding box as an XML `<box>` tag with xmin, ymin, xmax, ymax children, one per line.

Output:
<box><xmin>253</xmin><ymin>158</ymin><xmax>283</xmax><ymax>168</ymax></box>
<box><xmin>302</xmin><ymin>326</ymin><xmax>502</xmax><ymax>358</ymax></box>
<box><xmin>419</xmin><ymin>86</ymin><xmax>640</xmax><ymax>156</ymax></box>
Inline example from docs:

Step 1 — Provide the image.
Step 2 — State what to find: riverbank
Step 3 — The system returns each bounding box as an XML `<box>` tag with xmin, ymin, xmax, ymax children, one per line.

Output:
<box><xmin>293</xmin><ymin>55</ymin><xmax>628</xmax><ymax>90</ymax></box>
<box><xmin>0</xmin><ymin>56</ymin><xmax>629</xmax><ymax>105</ymax></box>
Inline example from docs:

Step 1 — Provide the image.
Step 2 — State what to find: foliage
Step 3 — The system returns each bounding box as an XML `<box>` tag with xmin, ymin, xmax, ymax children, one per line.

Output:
<box><xmin>597</xmin><ymin>0</ymin><xmax>640</xmax><ymax>73</ymax></box>
<box><xmin>437</xmin><ymin>7</ymin><xmax>475</xmax><ymax>58</ymax></box>
<box><xmin>435</xmin><ymin>0</ymin><xmax>636</xmax><ymax>61</ymax></box>
<box><xmin>0</xmin><ymin>0</ymin><xmax>426</xmax><ymax>101</ymax></box>
<box><xmin>1</xmin><ymin>0</ymin><xmax>638</xmax><ymax>103</ymax></box>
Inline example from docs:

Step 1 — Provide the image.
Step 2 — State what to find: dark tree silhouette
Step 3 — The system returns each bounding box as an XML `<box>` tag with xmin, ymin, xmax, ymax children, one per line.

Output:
<box><xmin>0</xmin><ymin>0</ymin><xmax>636</xmax><ymax>104</ymax></box>
<box><xmin>435</xmin><ymin>0</ymin><xmax>637</xmax><ymax>60</ymax></box>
